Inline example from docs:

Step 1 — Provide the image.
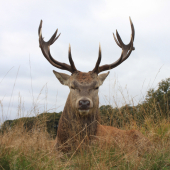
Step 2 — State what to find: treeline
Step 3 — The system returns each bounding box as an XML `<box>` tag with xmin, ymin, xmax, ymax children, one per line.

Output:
<box><xmin>0</xmin><ymin>112</ymin><xmax>62</xmax><ymax>138</ymax></box>
<box><xmin>1</xmin><ymin>77</ymin><xmax>170</xmax><ymax>137</ymax></box>
<box><xmin>101</xmin><ymin>78</ymin><xmax>170</xmax><ymax>127</ymax></box>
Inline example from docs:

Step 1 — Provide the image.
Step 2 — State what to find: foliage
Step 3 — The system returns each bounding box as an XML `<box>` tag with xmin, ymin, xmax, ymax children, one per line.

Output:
<box><xmin>100</xmin><ymin>104</ymin><xmax>141</xmax><ymax>128</ymax></box>
<box><xmin>100</xmin><ymin>77</ymin><xmax>170</xmax><ymax>128</ymax></box>
<box><xmin>0</xmin><ymin>112</ymin><xmax>62</xmax><ymax>138</ymax></box>
<box><xmin>143</xmin><ymin>78</ymin><xmax>170</xmax><ymax>118</ymax></box>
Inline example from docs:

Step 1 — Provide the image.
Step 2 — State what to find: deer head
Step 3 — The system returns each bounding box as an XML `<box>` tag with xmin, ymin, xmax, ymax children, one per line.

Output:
<box><xmin>38</xmin><ymin>18</ymin><xmax>135</xmax><ymax>116</ymax></box>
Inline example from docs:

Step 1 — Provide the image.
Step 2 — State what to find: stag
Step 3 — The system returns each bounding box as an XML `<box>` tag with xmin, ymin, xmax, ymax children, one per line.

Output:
<box><xmin>38</xmin><ymin>18</ymin><xmax>149</xmax><ymax>152</ymax></box>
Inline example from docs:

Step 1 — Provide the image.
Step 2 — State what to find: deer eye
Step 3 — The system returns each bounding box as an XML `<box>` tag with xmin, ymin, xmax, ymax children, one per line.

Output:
<box><xmin>95</xmin><ymin>87</ymin><xmax>99</xmax><ymax>90</ymax></box>
<box><xmin>71</xmin><ymin>86</ymin><xmax>75</xmax><ymax>89</ymax></box>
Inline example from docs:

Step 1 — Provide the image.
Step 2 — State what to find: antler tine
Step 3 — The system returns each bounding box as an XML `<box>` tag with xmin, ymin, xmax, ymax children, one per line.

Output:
<box><xmin>118</xmin><ymin>34</ymin><xmax>134</xmax><ymax>65</ymax></box>
<box><xmin>68</xmin><ymin>44</ymin><xmax>77</xmax><ymax>72</ymax></box>
<box><xmin>38</xmin><ymin>20</ymin><xmax>43</xmax><ymax>38</ymax></box>
<box><xmin>116</xmin><ymin>30</ymin><xmax>125</xmax><ymax>47</ymax></box>
<box><xmin>95</xmin><ymin>18</ymin><xmax>135</xmax><ymax>74</ymax></box>
<box><xmin>48</xmin><ymin>29</ymin><xmax>61</xmax><ymax>45</ymax></box>
<box><xmin>92</xmin><ymin>44</ymin><xmax>102</xmax><ymax>73</ymax></box>
<box><xmin>129</xmin><ymin>17</ymin><xmax>135</xmax><ymax>41</ymax></box>
<box><xmin>113</xmin><ymin>33</ymin><xmax>121</xmax><ymax>48</ymax></box>
<box><xmin>38</xmin><ymin>20</ymin><xmax>77</xmax><ymax>73</ymax></box>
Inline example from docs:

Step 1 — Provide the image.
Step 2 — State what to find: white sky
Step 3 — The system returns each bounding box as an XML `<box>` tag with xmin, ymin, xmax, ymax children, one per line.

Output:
<box><xmin>1</xmin><ymin>0</ymin><xmax>170</xmax><ymax>122</ymax></box>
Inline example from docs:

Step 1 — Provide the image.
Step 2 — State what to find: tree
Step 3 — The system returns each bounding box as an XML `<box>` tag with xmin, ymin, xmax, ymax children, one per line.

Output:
<box><xmin>143</xmin><ymin>78</ymin><xmax>170</xmax><ymax>119</ymax></box>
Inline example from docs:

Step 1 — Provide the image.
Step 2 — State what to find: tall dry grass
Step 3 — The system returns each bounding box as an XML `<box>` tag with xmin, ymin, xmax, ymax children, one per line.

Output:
<box><xmin>1</xmin><ymin>117</ymin><xmax>170</xmax><ymax>169</ymax></box>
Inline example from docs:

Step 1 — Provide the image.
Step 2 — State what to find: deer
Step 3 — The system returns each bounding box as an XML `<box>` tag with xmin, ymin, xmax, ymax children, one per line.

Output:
<box><xmin>38</xmin><ymin>18</ymin><xmax>150</xmax><ymax>152</ymax></box>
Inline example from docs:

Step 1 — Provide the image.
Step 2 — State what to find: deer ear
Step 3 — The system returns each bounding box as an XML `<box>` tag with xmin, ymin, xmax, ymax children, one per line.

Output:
<box><xmin>53</xmin><ymin>70</ymin><xmax>70</xmax><ymax>86</ymax></box>
<box><xmin>98</xmin><ymin>71</ymin><xmax>110</xmax><ymax>86</ymax></box>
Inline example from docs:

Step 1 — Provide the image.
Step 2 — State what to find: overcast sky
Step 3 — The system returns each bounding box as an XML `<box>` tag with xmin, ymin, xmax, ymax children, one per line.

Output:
<box><xmin>0</xmin><ymin>0</ymin><xmax>170</xmax><ymax>122</ymax></box>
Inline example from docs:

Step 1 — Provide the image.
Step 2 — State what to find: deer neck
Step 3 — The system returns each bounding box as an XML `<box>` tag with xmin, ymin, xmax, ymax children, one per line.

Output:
<box><xmin>57</xmin><ymin>93</ymin><xmax>100</xmax><ymax>144</ymax></box>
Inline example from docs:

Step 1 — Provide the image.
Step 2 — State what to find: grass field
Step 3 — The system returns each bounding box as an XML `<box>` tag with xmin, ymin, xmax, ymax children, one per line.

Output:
<box><xmin>1</xmin><ymin>111</ymin><xmax>170</xmax><ymax>169</ymax></box>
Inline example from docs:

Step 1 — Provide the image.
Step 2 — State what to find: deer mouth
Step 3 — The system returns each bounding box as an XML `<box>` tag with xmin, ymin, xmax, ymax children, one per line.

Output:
<box><xmin>78</xmin><ymin>105</ymin><xmax>91</xmax><ymax>112</ymax></box>
<box><xmin>78</xmin><ymin>106</ymin><xmax>90</xmax><ymax>110</ymax></box>
<box><xmin>78</xmin><ymin>105</ymin><xmax>91</xmax><ymax>115</ymax></box>
<box><xmin>78</xmin><ymin>108</ymin><xmax>90</xmax><ymax>111</ymax></box>
<box><xmin>78</xmin><ymin>109</ymin><xmax>90</xmax><ymax>115</ymax></box>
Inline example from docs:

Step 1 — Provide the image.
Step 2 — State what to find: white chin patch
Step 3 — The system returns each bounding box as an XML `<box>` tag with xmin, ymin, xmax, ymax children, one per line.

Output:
<box><xmin>78</xmin><ymin>109</ymin><xmax>90</xmax><ymax>115</ymax></box>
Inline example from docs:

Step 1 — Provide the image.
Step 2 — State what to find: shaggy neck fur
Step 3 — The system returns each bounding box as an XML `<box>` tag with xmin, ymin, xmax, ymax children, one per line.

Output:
<box><xmin>57</xmin><ymin>93</ymin><xmax>99</xmax><ymax>151</ymax></box>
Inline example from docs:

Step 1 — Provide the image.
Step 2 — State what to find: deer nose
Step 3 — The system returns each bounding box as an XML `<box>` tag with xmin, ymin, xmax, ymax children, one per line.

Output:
<box><xmin>79</xmin><ymin>100</ymin><xmax>90</xmax><ymax>108</ymax></box>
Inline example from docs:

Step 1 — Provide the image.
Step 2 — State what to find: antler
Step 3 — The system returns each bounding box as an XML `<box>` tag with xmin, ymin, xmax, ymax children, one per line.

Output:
<box><xmin>38</xmin><ymin>20</ymin><xmax>77</xmax><ymax>73</ymax></box>
<box><xmin>93</xmin><ymin>17</ymin><xmax>135</xmax><ymax>74</ymax></box>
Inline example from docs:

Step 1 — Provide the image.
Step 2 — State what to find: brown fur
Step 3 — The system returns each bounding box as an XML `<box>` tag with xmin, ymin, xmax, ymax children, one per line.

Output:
<box><xmin>54</xmin><ymin>71</ymin><xmax>150</xmax><ymax>152</ymax></box>
<box><xmin>57</xmin><ymin>89</ymin><xmax>99</xmax><ymax>151</ymax></box>
<box><xmin>75</xmin><ymin>71</ymin><xmax>94</xmax><ymax>83</ymax></box>
<box><xmin>95</xmin><ymin>125</ymin><xmax>150</xmax><ymax>153</ymax></box>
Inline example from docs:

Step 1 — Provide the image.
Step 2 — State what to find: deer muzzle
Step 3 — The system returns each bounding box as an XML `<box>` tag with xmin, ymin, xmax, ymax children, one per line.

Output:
<box><xmin>76</xmin><ymin>97</ymin><xmax>93</xmax><ymax>114</ymax></box>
